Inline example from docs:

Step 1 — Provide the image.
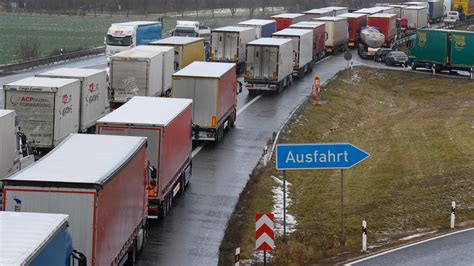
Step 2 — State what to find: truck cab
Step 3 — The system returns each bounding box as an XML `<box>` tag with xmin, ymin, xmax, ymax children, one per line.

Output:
<box><xmin>444</xmin><ymin>11</ymin><xmax>461</xmax><ymax>23</ymax></box>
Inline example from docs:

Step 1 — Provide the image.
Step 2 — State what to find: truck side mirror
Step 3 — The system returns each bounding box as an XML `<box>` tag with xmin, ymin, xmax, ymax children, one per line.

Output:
<box><xmin>148</xmin><ymin>165</ymin><xmax>157</xmax><ymax>180</ymax></box>
<box><xmin>71</xmin><ymin>250</ymin><xmax>87</xmax><ymax>266</ymax></box>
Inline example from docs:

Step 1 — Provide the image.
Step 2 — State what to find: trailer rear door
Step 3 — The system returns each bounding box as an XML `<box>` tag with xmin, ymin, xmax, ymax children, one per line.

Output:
<box><xmin>112</xmin><ymin>60</ymin><xmax>149</xmax><ymax>101</ymax></box>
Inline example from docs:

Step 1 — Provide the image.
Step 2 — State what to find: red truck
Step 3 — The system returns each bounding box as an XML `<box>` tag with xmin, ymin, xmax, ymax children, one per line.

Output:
<box><xmin>289</xmin><ymin>21</ymin><xmax>327</xmax><ymax>61</ymax></box>
<box><xmin>3</xmin><ymin>134</ymin><xmax>149</xmax><ymax>266</ymax></box>
<box><xmin>97</xmin><ymin>96</ymin><xmax>193</xmax><ymax>219</ymax></box>
<box><xmin>368</xmin><ymin>13</ymin><xmax>398</xmax><ymax>46</ymax></box>
<box><xmin>271</xmin><ymin>13</ymin><xmax>307</xmax><ymax>30</ymax></box>
<box><xmin>338</xmin><ymin>13</ymin><xmax>368</xmax><ymax>48</ymax></box>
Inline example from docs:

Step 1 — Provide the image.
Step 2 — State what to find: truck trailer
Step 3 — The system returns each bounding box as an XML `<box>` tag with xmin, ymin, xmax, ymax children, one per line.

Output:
<box><xmin>238</xmin><ymin>19</ymin><xmax>277</xmax><ymax>38</ymax></box>
<box><xmin>368</xmin><ymin>13</ymin><xmax>398</xmax><ymax>46</ymax></box>
<box><xmin>303</xmin><ymin>8</ymin><xmax>334</xmax><ymax>19</ymax></box>
<box><xmin>272</xmin><ymin>28</ymin><xmax>314</xmax><ymax>77</ymax></box>
<box><xmin>428</xmin><ymin>0</ymin><xmax>445</xmax><ymax>22</ymax></box>
<box><xmin>0</xmin><ymin>212</ymin><xmax>85</xmax><ymax>266</ymax></box>
<box><xmin>210</xmin><ymin>26</ymin><xmax>256</xmax><ymax>73</ymax></box>
<box><xmin>97</xmin><ymin>97</ymin><xmax>192</xmax><ymax>219</ymax></box>
<box><xmin>320</xmin><ymin>6</ymin><xmax>349</xmax><ymax>16</ymax></box>
<box><xmin>289</xmin><ymin>21</ymin><xmax>326</xmax><ymax>60</ymax></box>
<box><xmin>172</xmin><ymin>62</ymin><xmax>237</xmax><ymax>142</ymax></box>
<box><xmin>150</xmin><ymin>36</ymin><xmax>205</xmax><ymax>71</ymax></box>
<box><xmin>337</xmin><ymin>13</ymin><xmax>368</xmax><ymax>48</ymax></box>
<box><xmin>3</xmin><ymin>77</ymin><xmax>80</xmax><ymax>151</ymax></box>
<box><xmin>36</xmin><ymin>68</ymin><xmax>109</xmax><ymax>133</ymax></box>
<box><xmin>313</xmin><ymin>16</ymin><xmax>349</xmax><ymax>54</ymax></box>
<box><xmin>402</xmin><ymin>6</ymin><xmax>429</xmax><ymax>29</ymax></box>
<box><xmin>271</xmin><ymin>13</ymin><xmax>307</xmax><ymax>30</ymax></box>
<box><xmin>244</xmin><ymin>38</ymin><xmax>293</xmax><ymax>93</ymax></box>
<box><xmin>3</xmin><ymin>134</ymin><xmax>149</xmax><ymax>266</ymax></box>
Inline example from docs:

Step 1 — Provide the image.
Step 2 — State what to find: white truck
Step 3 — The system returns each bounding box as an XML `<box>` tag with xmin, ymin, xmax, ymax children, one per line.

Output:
<box><xmin>210</xmin><ymin>26</ymin><xmax>256</xmax><ymax>73</ymax></box>
<box><xmin>172</xmin><ymin>20</ymin><xmax>211</xmax><ymax>42</ymax></box>
<box><xmin>244</xmin><ymin>38</ymin><xmax>294</xmax><ymax>93</ymax></box>
<box><xmin>313</xmin><ymin>16</ymin><xmax>349</xmax><ymax>54</ymax></box>
<box><xmin>3</xmin><ymin>77</ymin><xmax>81</xmax><ymax>151</ymax></box>
<box><xmin>272</xmin><ymin>28</ymin><xmax>314</xmax><ymax>78</ymax></box>
<box><xmin>36</xmin><ymin>68</ymin><xmax>109</xmax><ymax>133</ymax></box>
<box><xmin>109</xmin><ymin>48</ymin><xmax>164</xmax><ymax>109</ymax></box>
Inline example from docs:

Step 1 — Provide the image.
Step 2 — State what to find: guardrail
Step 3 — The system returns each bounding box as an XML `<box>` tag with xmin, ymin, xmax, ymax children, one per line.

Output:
<box><xmin>0</xmin><ymin>46</ymin><xmax>105</xmax><ymax>75</ymax></box>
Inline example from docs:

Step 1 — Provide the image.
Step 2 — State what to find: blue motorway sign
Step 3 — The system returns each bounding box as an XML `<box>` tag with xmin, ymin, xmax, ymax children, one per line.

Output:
<box><xmin>276</xmin><ymin>143</ymin><xmax>369</xmax><ymax>170</ymax></box>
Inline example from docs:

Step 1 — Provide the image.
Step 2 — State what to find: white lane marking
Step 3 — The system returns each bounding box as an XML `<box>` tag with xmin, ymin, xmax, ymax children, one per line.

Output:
<box><xmin>346</xmin><ymin>227</ymin><xmax>474</xmax><ymax>265</ymax></box>
<box><xmin>192</xmin><ymin>144</ymin><xmax>205</xmax><ymax>159</ymax></box>
<box><xmin>237</xmin><ymin>95</ymin><xmax>262</xmax><ymax>116</ymax></box>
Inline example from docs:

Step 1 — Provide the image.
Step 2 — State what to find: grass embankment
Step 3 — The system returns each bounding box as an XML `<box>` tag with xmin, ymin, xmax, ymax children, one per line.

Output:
<box><xmin>219</xmin><ymin>67</ymin><xmax>474</xmax><ymax>264</ymax></box>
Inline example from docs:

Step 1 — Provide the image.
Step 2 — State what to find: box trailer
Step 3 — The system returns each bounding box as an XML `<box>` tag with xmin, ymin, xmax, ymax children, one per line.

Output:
<box><xmin>0</xmin><ymin>110</ymin><xmax>18</xmax><ymax>181</ymax></box>
<box><xmin>134</xmin><ymin>45</ymin><xmax>175</xmax><ymax>96</ymax></box>
<box><xmin>428</xmin><ymin>0</ymin><xmax>445</xmax><ymax>22</ymax></box>
<box><xmin>337</xmin><ymin>13</ymin><xmax>368</xmax><ymax>47</ymax></box>
<box><xmin>0</xmin><ymin>212</ymin><xmax>85</xmax><ymax>265</ymax></box>
<box><xmin>320</xmin><ymin>6</ymin><xmax>349</xmax><ymax>16</ymax></box>
<box><xmin>150</xmin><ymin>36</ymin><xmax>205</xmax><ymax>71</ymax></box>
<box><xmin>273</xmin><ymin>28</ymin><xmax>314</xmax><ymax>77</ymax></box>
<box><xmin>354</xmin><ymin>7</ymin><xmax>384</xmax><ymax>16</ymax></box>
<box><xmin>289</xmin><ymin>21</ymin><xmax>326</xmax><ymax>60</ymax></box>
<box><xmin>238</xmin><ymin>19</ymin><xmax>277</xmax><ymax>38</ymax></box>
<box><xmin>313</xmin><ymin>16</ymin><xmax>349</xmax><ymax>53</ymax></box>
<box><xmin>172</xmin><ymin>62</ymin><xmax>237</xmax><ymax>142</ymax></box>
<box><xmin>3</xmin><ymin>134</ymin><xmax>149</xmax><ymax>266</ymax></box>
<box><xmin>389</xmin><ymin>5</ymin><xmax>409</xmax><ymax>17</ymax></box>
<box><xmin>36</xmin><ymin>68</ymin><xmax>108</xmax><ymax>133</ymax></box>
<box><xmin>402</xmin><ymin>6</ymin><xmax>429</xmax><ymax>29</ymax></box>
<box><xmin>244</xmin><ymin>38</ymin><xmax>293</xmax><ymax>93</ymax></box>
<box><xmin>210</xmin><ymin>26</ymin><xmax>256</xmax><ymax>73</ymax></box>
<box><xmin>368</xmin><ymin>13</ymin><xmax>398</xmax><ymax>45</ymax></box>
<box><xmin>271</xmin><ymin>13</ymin><xmax>307</xmax><ymax>30</ymax></box>
<box><xmin>109</xmin><ymin>48</ymin><xmax>163</xmax><ymax>108</ymax></box>
<box><xmin>97</xmin><ymin>97</ymin><xmax>192</xmax><ymax>219</ymax></box>
<box><xmin>3</xmin><ymin>77</ymin><xmax>80</xmax><ymax>150</ymax></box>
<box><xmin>304</xmin><ymin>8</ymin><xmax>333</xmax><ymax>19</ymax></box>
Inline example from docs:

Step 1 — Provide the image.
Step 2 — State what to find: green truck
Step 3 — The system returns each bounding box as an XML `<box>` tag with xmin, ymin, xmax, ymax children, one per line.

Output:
<box><xmin>408</xmin><ymin>29</ymin><xmax>474</xmax><ymax>73</ymax></box>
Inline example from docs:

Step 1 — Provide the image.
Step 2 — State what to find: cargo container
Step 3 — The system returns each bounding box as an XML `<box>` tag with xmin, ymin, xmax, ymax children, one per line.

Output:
<box><xmin>150</xmin><ymin>36</ymin><xmax>205</xmax><ymax>70</ymax></box>
<box><xmin>3</xmin><ymin>77</ymin><xmax>80</xmax><ymax>150</ymax></box>
<box><xmin>304</xmin><ymin>8</ymin><xmax>333</xmax><ymax>19</ymax></box>
<box><xmin>453</xmin><ymin>0</ymin><xmax>474</xmax><ymax>16</ymax></box>
<box><xmin>271</xmin><ymin>13</ymin><xmax>307</xmax><ymax>30</ymax></box>
<box><xmin>337</xmin><ymin>13</ymin><xmax>368</xmax><ymax>47</ymax></box>
<box><xmin>0</xmin><ymin>212</ymin><xmax>86</xmax><ymax>266</ymax></box>
<box><xmin>36</xmin><ymin>68</ymin><xmax>108</xmax><ymax>133</ymax></box>
<box><xmin>244</xmin><ymin>38</ymin><xmax>293</xmax><ymax>93</ymax></box>
<box><xmin>238</xmin><ymin>19</ymin><xmax>277</xmax><ymax>38</ymax></box>
<box><xmin>272</xmin><ymin>28</ymin><xmax>314</xmax><ymax>77</ymax></box>
<box><xmin>210</xmin><ymin>26</ymin><xmax>256</xmax><ymax>73</ymax></box>
<box><xmin>320</xmin><ymin>6</ymin><xmax>349</xmax><ymax>16</ymax></box>
<box><xmin>134</xmin><ymin>45</ymin><xmax>175</xmax><ymax>96</ymax></box>
<box><xmin>289</xmin><ymin>21</ymin><xmax>326</xmax><ymax>60</ymax></box>
<box><xmin>3</xmin><ymin>134</ymin><xmax>149</xmax><ymax>266</ymax></box>
<box><xmin>428</xmin><ymin>0</ymin><xmax>446</xmax><ymax>22</ymax></box>
<box><xmin>97</xmin><ymin>97</ymin><xmax>192</xmax><ymax>219</ymax></box>
<box><xmin>109</xmin><ymin>48</ymin><xmax>163</xmax><ymax>108</ymax></box>
<box><xmin>172</xmin><ymin>62</ymin><xmax>237</xmax><ymax>142</ymax></box>
<box><xmin>368</xmin><ymin>13</ymin><xmax>398</xmax><ymax>45</ymax></box>
<box><xmin>409</xmin><ymin>29</ymin><xmax>474</xmax><ymax>73</ymax></box>
<box><xmin>389</xmin><ymin>4</ymin><xmax>408</xmax><ymax>17</ymax></box>
<box><xmin>402</xmin><ymin>6</ymin><xmax>429</xmax><ymax>29</ymax></box>
<box><xmin>313</xmin><ymin>16</ymin><xmax>349</xmax><ymax>53</ymax></box>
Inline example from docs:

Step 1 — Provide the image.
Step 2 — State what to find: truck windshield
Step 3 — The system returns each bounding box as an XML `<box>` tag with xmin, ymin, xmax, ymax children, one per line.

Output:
<box><xmin>106</xmin><ymin>35</ymin><xmax>132</xmax><ymax>46</ymax></box>
<box><xmin>174</xmin><ymin>28</ymin><xmax>198</xmax><ymax>37</ymax></box>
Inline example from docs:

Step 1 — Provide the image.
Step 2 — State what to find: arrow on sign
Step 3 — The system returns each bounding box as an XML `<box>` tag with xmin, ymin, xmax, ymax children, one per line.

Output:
<box><xmin>256</xmin><ymin>213</ymin><xmax>275</xmax><ymax>251</ymax></box>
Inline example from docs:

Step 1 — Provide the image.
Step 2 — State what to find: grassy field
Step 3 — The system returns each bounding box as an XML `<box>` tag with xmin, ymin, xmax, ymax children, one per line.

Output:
<box><xmin>0</xmin><ymin>13</ymin><xmax>244</xmax><ymax>64</ymax></box>
<box><xmin>219</xmin><ymin>68</ymin><xmax>474</xmax><ymax>264</ymax></box>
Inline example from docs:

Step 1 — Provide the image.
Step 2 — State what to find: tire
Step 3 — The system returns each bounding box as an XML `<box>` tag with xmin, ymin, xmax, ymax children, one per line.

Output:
<box><xmin>216</xmin><ymin>125</ymin><xmax>224</xmax><ymax>143</ymax></box>
<box><xmin>385</xmin><ymin>59</ymin><xmax>391</xmax><ymax>66</ymax></box>
<box><xmin>411</xmin><ymin>62</ymin><xmax>417</xmax><ymax>70</ymax></box>
<box><xmin>124</xmin><ymin>240</ymin><xmax>137</xmax><ymax>266</ymax></box>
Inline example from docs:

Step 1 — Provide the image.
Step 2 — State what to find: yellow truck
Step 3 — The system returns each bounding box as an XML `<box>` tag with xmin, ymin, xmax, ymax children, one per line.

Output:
<box><xmin>150</xmin><ymin>36</ymin><xmax>205</xmax><ymax>71</ymax></box>
<box><xmin>454</xmin><ymin>0</ymin><xmax>474</xmax><ymax>17</ymax></box>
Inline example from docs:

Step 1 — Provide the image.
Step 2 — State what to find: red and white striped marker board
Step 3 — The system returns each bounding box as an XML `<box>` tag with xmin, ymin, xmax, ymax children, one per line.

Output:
<box><xmin>256</xmin><ymin>213</ymin><xmax>275</xmax><ymax>251</ymax></box>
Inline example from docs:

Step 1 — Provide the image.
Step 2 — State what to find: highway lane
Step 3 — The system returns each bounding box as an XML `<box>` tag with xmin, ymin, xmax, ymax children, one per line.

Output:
<box><xmin>136</xmin><ymin>54</ymin><xmax>348</xmax><ymax>265</ymax></box>
<box><xmin>348</xmin><ymin>228</ymin><xmax>474</xmax><ymax>266</ymax></box>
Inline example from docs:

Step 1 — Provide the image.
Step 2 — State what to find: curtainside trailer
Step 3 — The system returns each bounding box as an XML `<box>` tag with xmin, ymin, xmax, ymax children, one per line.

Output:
<box><xmin>368</xmin><ymin>13</ymin><xmax>398</xmax><ymax>46</ymax></box>
<box><xmin>97</xmin><ymin>96</ymin><xmax>192</xmax><ymax>219</ymax></box>
<box><xmin>36</xmin><ymin>68</ymin><xmax>109</xmax><ymax>133</ymax></box>
<box><xmin>289</xmin><ymin>21</ymin><xmax>326</xmax><ymax>60</ymax></box>
<box><xmin>238</xmin><ymin>19</ymin><xmax>277</xmax><ymax>38</ymax></box>
<box><xmin>172</xmin><ymin>62</ymin><xmax>237</xmax><ymax>142</ymax></box>
<box><xmin>150</xmin><ymin>36</ymin><xmax>205</xmax><ymax>71</ymax></box>
<box><xmin>271</xmin><ymin>13</ymin><xmax>307</xmax><ymax>30</ymax></box>
<box><xmin>313</xmin><ymin>16</ymin><xmax>349</xmax><ymax>54</ymax></box>
<box><xmin>338</xmin><ymin>13</ymin><xmax>368</xmax><ymax>48</ymax></box>
<box><xmin>244</xmin><ymin>38</ymin><xmax>293</xmax><ymax>93</ymax></box>
<box><xmin>3</xmin><ymin>134</ymin><xmax>149</xmax><ymax>266</ymax></box>
<box><xmin>272</xmin><ymin>28</ymin><xmax>314</xmax><ymax>78</ymax></box>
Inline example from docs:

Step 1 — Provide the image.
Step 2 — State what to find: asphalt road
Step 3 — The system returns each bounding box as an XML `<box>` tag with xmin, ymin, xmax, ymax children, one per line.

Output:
<box><xmin>349</xmin><ymin>228</ymin><xmax>474</xmax><ymax>266</ymax></box>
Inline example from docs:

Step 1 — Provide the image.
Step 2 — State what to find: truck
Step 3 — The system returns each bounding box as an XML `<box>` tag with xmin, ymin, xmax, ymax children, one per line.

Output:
<box><xmin>368</xmin><ymin>13</ymin><xmax>398</xmax><ymax>46</ymax></box>
<box><xmin>172</xmin><ymin>20</ymin><xmax>211</xmax><ymax>42</ymax></box>
<box><xmin>337</xmin><ymin>13</ymin><xmax>368</xmax><ymax>48</ymax></box>
<box><xmin>150</xmin><ymin>36</ymin><xmax>205</xmax><ymax>71</ymax></box>
<box><xmin>354</xmin><ymin>7</ymin><xmax>385</xmax><ymax>16</ymax></box>
<box><xmin>428</xmin><ymin>0</ymin><xmax>445</xmax><ymax>22</ymax></box>
<box><xmin>389</xmin><ymin>4</ymin><xmax>409</xmax><ymax>17</ymax></box>
<box><xmin>3</xmin><ymin>134</ymin><xmax>149</xmax><ymax>266</ymax></box>
<box><xmin>238</xmin><ymin>19</ymin><xmax>277</xmax><ymax>38</ymax></box>
<box><xmin>172</xmin><ymin>62</ymin><xmax>237</xmax><ymax>142</ymax></box>
<box><xmin>271</xmin><ymin>13</ymin><xmax>307</xmax><ymax>30</ymax></box>
<box><xmin>444</xmin><ymin>10</ymin><xmax>462</xmax><ymax>22</ymax></box>
<box><xmin>36</xmin><ymin>68</ymin><xmax>109</xmax><ymax>133</ymax></box>
<box><xmin>320</xmin><ymin>6</ymin><xmax>349</xmax><ymax>16</ymax></box>
<box><xmin>105</xmin><ymin>21</ymin><xmax>162</xmax><ymax>61</ymax></box>
<box><xmin>313</xmin><ymin>16</ymin><xmax>349</xmax><ymax>54</ymax></box>
<box><xmin>210</xmin><ymin>26</ymin><xmax>256</xmax><ymax>73</ymax></box>
<box><xmin>304</xmin><ymin>8</ymin><xmax>334</xmax><ymax>19</ymax></box>
<box><xmin>3</xmin><ymin>77</ymin><xmax>80</xmax><ymax>152</ymax></box>
<box><xmin>109</xmin><ymin>47</ymin><xmax>164</xmax><ymax>109</ymax></box>
<box><xmin>408</xmin><ymin>29</ymin><xmax>474</xmax><ymax>74</ymax></box>
<box><xmin>272</xmin><ymin>29</ymin><xmax>314</xmax><ymax>77</ymax></box>
<box><xmin>0</xmin><ymin>212</ymin><xmax>86</xmax><ymax>266</ymax></box>
<box><xmin>96</xmin><ymin>97</ymin><xmax>192</xmax><ymax>219</ymax></box>
<box><xmin>402</xmin><ymin>6</ymin><xmax>429</xmax><ymax>29</ymax></box>
<box><xmin>289</xmin><ymin>21</ymin><xmax>326</xmax><ymax>60</ymax></box>
<box><xmin>358</xmin><ymin>27</ymin><xmax>386</xmax><ymax>58</ymax></box>
<box><xmin>454</xmin><ymin>0</ymin><xmax>474</xmax><ymax>17</ymax></box>
<box><xmin>244</xmin><ymin>38</ymin><xmax>293</xmax><ymax>93</ymax></box>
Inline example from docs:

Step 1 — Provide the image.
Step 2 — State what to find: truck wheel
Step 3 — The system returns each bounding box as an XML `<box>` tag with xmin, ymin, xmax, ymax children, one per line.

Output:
<box><xmin>230</xmin><ymin>111</ymin><xmax>236</xmax><ymax>128</ymax></box>
<box><xmin>216</xmin><ymin>126</ymin><xmax>224</xmax><ymax>143</ymax></box>
<box><xmin>124</xmin><ymin>240</ymin><xmax>137</xmax><ymax>266</ymax></box>
<box><xmin>411</xmin><ymin>62</ymin><xmax>416</xmax><ymax>70</ymax></box>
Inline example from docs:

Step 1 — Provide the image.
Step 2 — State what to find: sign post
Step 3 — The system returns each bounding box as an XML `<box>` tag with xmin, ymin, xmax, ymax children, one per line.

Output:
<box><xmin>276</xmin><ymin>143</ymin><xmax>369</xmax><ymax>246</ymax></box>
<box><xmin>256</xmin><ymin>213</ymin><xmax>275</xmax><ymax>264</ymax></box>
